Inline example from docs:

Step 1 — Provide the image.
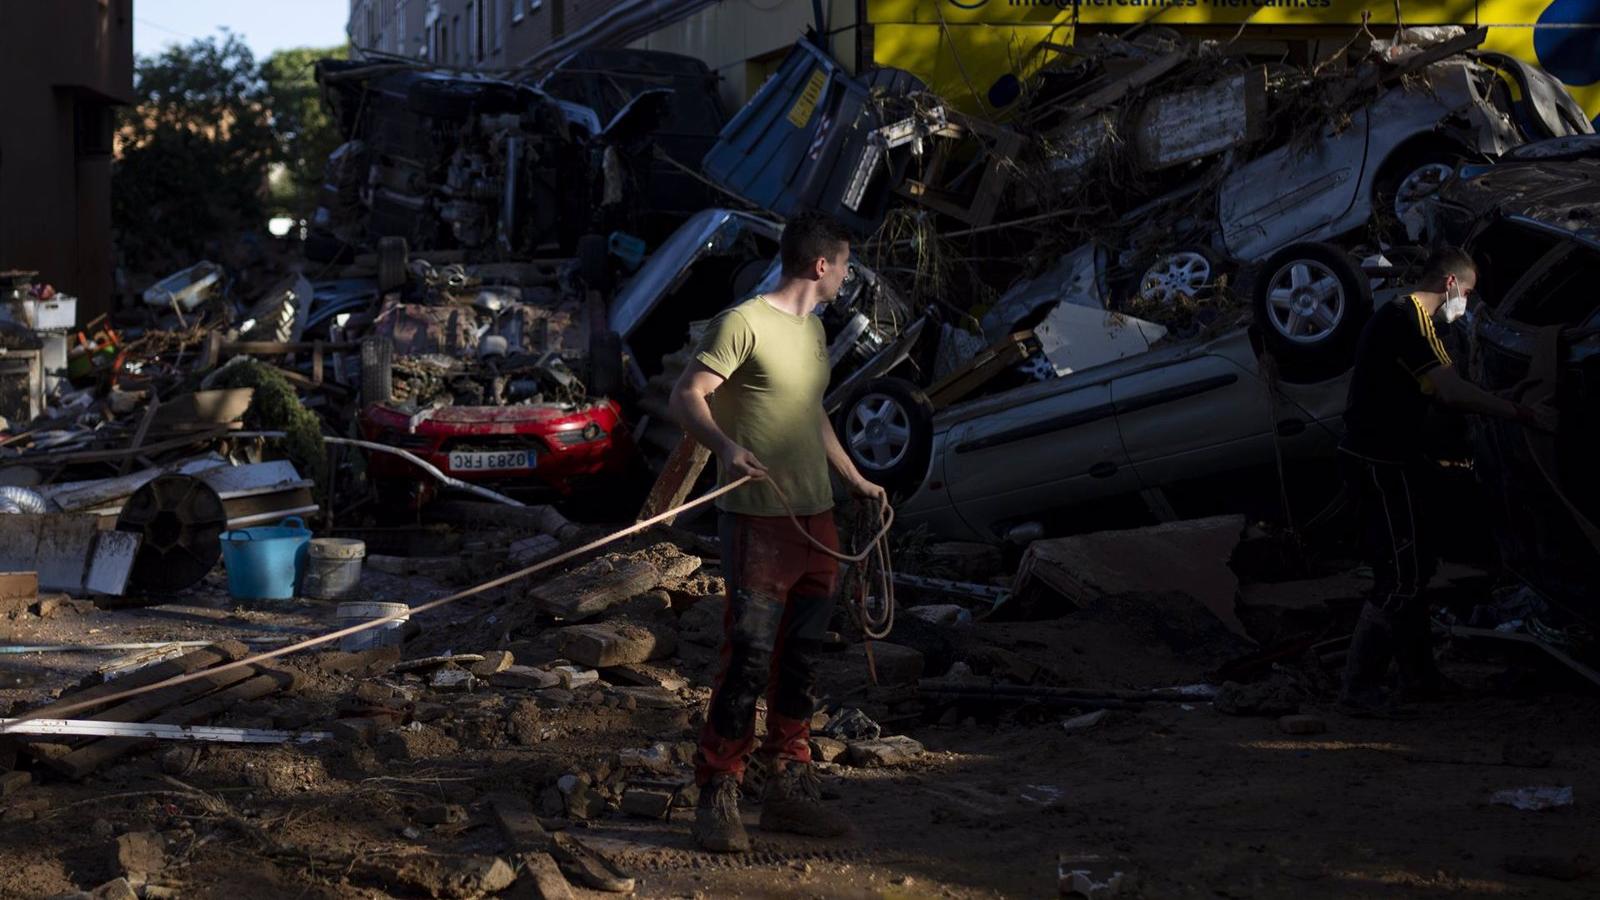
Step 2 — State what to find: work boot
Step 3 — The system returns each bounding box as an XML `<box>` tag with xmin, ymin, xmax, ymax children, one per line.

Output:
<box><xmin>1336</xmin><ymin>602</ymin><xmax>1415</xmax><ymax>718</ymax></box>
<box><xmin>692</xmin><ymin>774</ymin><xmax>750</xmax><ymax>853</ymax></box>
<box><xmin>1393</xmin><ymin>610</ymin><xmax>1465</xmax><ymax>702</ymax></box>
<box><xmin>759</xmin><ymin>761</ymin><xmax>853</xmax><ymax>838</ymax></box>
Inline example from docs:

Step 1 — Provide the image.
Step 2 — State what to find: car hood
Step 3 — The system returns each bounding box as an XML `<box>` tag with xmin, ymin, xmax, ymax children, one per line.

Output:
<box><xmin>1442</xmin><ymin>158</ymin><xmax>1600</xmax><ymax>243</ymax></box>
<box><xmin>608</xmin><ymin>208</ymin><xmax>782</xmax><ymax>338</ymax></box>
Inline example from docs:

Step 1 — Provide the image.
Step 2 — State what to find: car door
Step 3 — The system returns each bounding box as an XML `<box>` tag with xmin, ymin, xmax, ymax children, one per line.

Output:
<box><xmin>1219</xmin><ymin>107</ymin><xmax>1371</xmax><ymax>262</ymax></box>
<box><xmin>941</xmin><ymin>377</ymin><xmax>1139</xmax><ymax>540</ymax></box>
<box><xmin>1109</xmin><ymin>338</ymin><xmax>1277</xmax><ymax>491</ymax></box>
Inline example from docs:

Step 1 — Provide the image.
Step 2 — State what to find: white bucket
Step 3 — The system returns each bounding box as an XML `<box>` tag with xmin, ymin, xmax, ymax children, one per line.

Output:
<box><xmin>336</xmin><ymin>601</ymin><xmax>410</xmax><ymax>652</ymax></box>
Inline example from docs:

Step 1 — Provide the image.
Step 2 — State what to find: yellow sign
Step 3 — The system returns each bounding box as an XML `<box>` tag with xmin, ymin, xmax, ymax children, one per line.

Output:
<box><xmin>788</xmin><ymin>68</ymin><xmax>829</xmax><ymax>128</ymax></box>
<box><xmin>867</xmin><ymin>0</ymin><xmax>1600</xmax><ymax>121</ymax></box>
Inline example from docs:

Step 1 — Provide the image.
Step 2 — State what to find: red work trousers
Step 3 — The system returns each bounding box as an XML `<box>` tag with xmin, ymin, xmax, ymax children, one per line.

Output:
<box><xmin>693</xmin><ymin>511</ymin><xmax>839</xmax><ymax>785</ymax></box>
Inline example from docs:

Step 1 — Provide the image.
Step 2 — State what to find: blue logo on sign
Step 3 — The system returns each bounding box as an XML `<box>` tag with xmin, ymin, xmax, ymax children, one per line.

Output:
<box><xmin>1535</xmin><ymin>0</ymin><xmax>1600</xmax><ymax>87</ymax></box>
<box><xmin>948</xmin><ymin>0</ymin><xmax>991</xmax><ymax>8</ymax></box>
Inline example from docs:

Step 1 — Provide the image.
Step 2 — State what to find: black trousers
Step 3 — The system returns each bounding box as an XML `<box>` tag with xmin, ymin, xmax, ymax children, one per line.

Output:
<box><xmin>1340</xmin><ymin>449</ymin><xmax>1438</xmax><ymax>617</ymax></box>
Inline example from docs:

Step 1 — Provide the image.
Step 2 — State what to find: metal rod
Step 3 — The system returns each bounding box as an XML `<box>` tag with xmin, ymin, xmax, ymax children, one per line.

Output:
<box><xmin>0</xmin><ymin>717</ymin><xmax>330</xmax><ymax>743</ymax></box>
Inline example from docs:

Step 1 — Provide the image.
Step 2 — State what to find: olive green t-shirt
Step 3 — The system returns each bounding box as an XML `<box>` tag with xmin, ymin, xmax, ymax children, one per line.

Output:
<box><xmin>694</xmin><ymin>295</ymin><xmax>833</xmax><ymax>516</ymax></box>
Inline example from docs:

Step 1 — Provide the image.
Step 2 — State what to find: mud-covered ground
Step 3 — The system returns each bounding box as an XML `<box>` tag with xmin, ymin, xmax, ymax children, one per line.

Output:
<box><xmin>2</xmin><ymin>553</ymin><xmax>1596</xmax><ymax>899</ymax></box>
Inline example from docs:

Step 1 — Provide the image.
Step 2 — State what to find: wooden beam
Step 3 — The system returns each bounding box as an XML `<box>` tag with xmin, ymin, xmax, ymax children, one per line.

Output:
<box><xmin>636</xmin><ymin>436</ymin><xmax>712</xmax><ymax>526</ymax></box>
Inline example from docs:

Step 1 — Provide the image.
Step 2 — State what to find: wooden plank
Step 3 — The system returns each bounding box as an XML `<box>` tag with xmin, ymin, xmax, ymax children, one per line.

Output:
<box><xmin>53</xmin><ymin>667</ymin><xmax>301</xmax><ymax>779</ymax></box>
<box><xmin>926</xmin><ymin>330</ymin><xmax>1034</xmax><ymax>410</ymax></box>
<box><xmin>0</xmin><ymin>427</ymin><xmax>229</xmax><ymax>466</ymax></box>
<box><xmin>17</xmin><ymin>641</ymin><xmax>249</xmax><ymax>719</ymax></box>
<box><xmin>636</xmin><ymin>436</ymin><xmax>711</xmax><ymax>525</ymax></box>
<box><xmin>118</xmin><ymin>393</ymin><xmax>161</xmax><ymax>476</ymax></box>
<box><xmin>529</xmin><ymin>559</ymin><xmax>660</xmax><ymax>622</ymax></box>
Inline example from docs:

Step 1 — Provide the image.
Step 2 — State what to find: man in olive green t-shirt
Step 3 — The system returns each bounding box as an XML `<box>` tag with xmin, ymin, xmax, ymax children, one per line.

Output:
<box><xmin>668</xmin><ymin>212</ymin><xmax>886</xmax><ymax>853</ymax></box>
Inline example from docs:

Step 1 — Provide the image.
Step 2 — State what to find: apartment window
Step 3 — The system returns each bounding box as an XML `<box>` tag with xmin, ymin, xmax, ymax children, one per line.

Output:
<box><xmin>491</xmin><ymin>0</ymin><xmax>502</xmax><ymax>51</ymax></box>
<box><xmin>551</xmin><ymin>0</ymin><xmax>563</xmax><ymax>38</ymax></box>
<box><xmin>396</xmin><ymin>0</ymin><xmax>407</xmax><ymax>54</ymax></box>
<box><xmin>471</xmin><ymin>0</ymin><xmax>484</xmax><ymax>62</ymax></box>
<box><xmin>512</xmin><ymin>0</ymin><xmax>524</xmax><ymax>22</ymax></box>
<box><xmin>451</xmin><ymin>14</ymin><xmax>461</xmax><ymax>63</ymax></box>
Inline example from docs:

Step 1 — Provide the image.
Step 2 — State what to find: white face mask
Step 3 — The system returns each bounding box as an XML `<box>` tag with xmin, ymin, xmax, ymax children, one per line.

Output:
<box><xmin>1443</xmin><ymin>282</ymin><xmax>1468</xmax><ymax>323</ymax></box>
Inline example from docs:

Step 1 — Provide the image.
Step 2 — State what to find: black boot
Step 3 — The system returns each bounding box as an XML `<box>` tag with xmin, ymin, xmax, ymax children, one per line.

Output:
<box><xmin>1394</xmin><ymin>610</ymin><xmax>1463</xmax><ymax>701</ymax></box>
<box><xmin>692</xmin><ymin>774</ymin><xmax>750</xmax><ymax>853</ymax></box>
<box><xmin>1337</xmin><ymin>602</ymin><xmax>1415</xmax><ymax>718</ymax></box>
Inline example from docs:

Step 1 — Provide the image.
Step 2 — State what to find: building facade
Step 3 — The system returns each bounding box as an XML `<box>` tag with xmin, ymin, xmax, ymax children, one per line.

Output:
<box><xmin>0</xmin><ymin>0</ymin><xmax>135</xmax><ymax>322</ymax></box>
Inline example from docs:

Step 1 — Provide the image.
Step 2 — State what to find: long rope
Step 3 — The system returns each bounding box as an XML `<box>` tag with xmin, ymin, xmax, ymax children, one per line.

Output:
<box><xmin>1</xmin><ymin>474</ymin><xmax>894</xmax><ymax>731</ymax></box>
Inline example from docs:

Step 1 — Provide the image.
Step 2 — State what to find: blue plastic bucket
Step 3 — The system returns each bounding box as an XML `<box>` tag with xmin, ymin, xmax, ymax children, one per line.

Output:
<box><xmin>219</xmin><ymin>516</ymin><xmax>312</xmax><ymax>601</ymax></box>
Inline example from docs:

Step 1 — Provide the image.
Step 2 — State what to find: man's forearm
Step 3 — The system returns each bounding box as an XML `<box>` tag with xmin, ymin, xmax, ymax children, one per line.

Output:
<box><xmin>1439</xmin><ymin>379</ymin><xmax>1522</xmax><ymax>421</ymax></box>
<box><xmin>818</xmin><ymin>410</ymin><xmax>863</xmax><ymax>484</ymax></box>
<box><xmin>671</xmin><ymin>389</ymin><xmax>733</xmax><ymax>456</ymax></box>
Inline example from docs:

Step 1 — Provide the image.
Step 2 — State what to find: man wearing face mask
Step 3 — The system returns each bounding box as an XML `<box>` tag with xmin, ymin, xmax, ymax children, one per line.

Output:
<box><xmin>1337</xmin><ymin>246</ymin><xmax>1555</xmax><ymax>715</ymax></box>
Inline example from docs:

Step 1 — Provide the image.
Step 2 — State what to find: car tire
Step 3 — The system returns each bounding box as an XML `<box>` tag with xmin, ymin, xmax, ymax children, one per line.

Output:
<box><xmin>834</xmin><ymin>377</ymin><xmax>934</xmax><ymax>496</ymax></box>
<box><xmin>1372</xmin><ymin>146</ymin><xmax>1463</xmax><ymax>244</ymax></box>
<box><xmin>377</xmin><ymin>235</ymin><xmax>409</xmax><ymax>292</ymax></box>
<box><xmin>577</xmin><ymin>233</ymin><xmax>611</xmax><ymax>292</ymax></box>
<box><xmin>1252</xmin><ymin>242</ymin><xmax>1372</xmax><ymax>384</ymax></box>
<box><xmin>361</xmin><ymin>336</ymin><xmax>395</xmax><ymax>407</ymax></box>
<box><xmin>588</xmin><ymin>329</ymin><xmax>624</xmax><ymax>400</ymax></box>
<box><xmin>1133</xmin><ymin>247</ymin><xmax>1219</xmax><ymax>307</ymax></box>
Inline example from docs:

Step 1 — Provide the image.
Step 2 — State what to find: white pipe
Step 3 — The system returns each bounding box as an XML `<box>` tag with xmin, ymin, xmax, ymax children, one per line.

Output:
<box><xmin>322</xmin><ymin>436</ymin><xmax>526</xmax><ymax>508</ymax></box>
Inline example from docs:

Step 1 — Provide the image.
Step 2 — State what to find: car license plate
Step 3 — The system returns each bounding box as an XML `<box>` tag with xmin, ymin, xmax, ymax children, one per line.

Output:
<box><xmin>448</xmin><ymin>450</ymin><xmax>532</xmax><ymax>472</ymax></box>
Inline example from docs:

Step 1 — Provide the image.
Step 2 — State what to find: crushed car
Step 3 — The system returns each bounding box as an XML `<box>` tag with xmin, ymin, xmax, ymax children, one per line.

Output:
<box><xmin>309</xmin><ymin>59</ymin><xmax>670</xmax><ymax>261</ymax></box>
<box><xmin>1423</xmin><ymin>155</ymin><xmax>1600</xmax><ymax>620</ymax></box>
<box><xmin>534</xmin><ymin>47</ymin><xmax>728</xmax><ymax>236</ymax></box>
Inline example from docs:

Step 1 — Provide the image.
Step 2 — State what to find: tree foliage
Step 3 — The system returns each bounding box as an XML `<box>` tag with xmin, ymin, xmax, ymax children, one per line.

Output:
<box><xmin>113</xmin><ymin>32</ymin><xmax>349</xmax><ymax>275</ymax></box>
<box><xmin>262</xmin><ymin>44</ymin><xmax>349</xmax><ymax>219</ymax></box>
<box><xmin>114</xmin><ymin>31</ymin><xmax>274</xmax><ymax>273</ymax></box>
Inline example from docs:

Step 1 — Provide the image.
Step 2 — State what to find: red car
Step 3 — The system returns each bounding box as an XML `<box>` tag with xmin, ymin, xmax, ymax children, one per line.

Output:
<box><xmin>359</xmin><ymin>399</ymin><xmax>635</xmax><ymax>501</ymax></box>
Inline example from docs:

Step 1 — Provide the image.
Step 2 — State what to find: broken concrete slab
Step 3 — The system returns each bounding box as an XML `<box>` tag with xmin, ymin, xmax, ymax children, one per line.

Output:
<box><xmin>493</xmin><ymin>666</ymin><xmax>562</xmax><ymax>690</ymax></box>
<box><xmin>810</xmin><ymin>736</ymin><xmax>847</xmax><ymax>763</ymax></box>
<box><xmin>529</xmin><ymin>557</ymin><xmax>660</xmax><ymax>622</ymax></box>
<box><xmin>557</xmin><ymin>622</ymin><xmax>676</xmax><ymax>669</ymax></box>
<box><xmin>620</xmin><ymin>787</ymin><xmax>674</xmax><ymax>819</ymax></box>
<box><xmin>846</xmin><ymin>735</ymin><xmax>924</xmax><ymax>768</ymax></box>
<box><xmin>360</xmin><ymin>854</ymin><xmax>517</xmax><ymax>899</ymax></box>
<box><xmin>90</xmin><ymin>878</ymin><xmax>138</xmax><ymax>900</ymax></box>
<box><xmin>1008</xmin><ymin>515</ymin><xmax>1248</xmax><ymax>638</ymax></box>
<box><xmin>552</xmin><ymin>666</ymin><xmax>597</xmax><ymax>690</ymax></box>
<box><xmin>112</xmin><ymin>831</ymin><xmax>165</xmax><ymax>880</ymax></box>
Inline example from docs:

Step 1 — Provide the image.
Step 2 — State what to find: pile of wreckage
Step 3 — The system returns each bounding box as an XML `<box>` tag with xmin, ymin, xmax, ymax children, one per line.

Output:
<box><xmin>1</xmin><ymin>30</ymin><xmax>1598</xmax><ymax>889</ymax></box>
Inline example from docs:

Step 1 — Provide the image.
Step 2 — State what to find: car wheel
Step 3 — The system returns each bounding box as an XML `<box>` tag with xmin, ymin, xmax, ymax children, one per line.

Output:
<box><xmin>1252</xmin><ymin>242</ymin><xmax>1372</xmax><ymax>383</ymax></box>
<box><xmin>1136</xmin><ymin>249</ymin><xmax>1216</xmax><ymax>307</ymax></box>
<box><xmin>1373</xmin><ymin>148</ymin><xmax>1462</xmax><ymax>243</ymax></box>
<box><xmin>377</xmin><ymin>235</ymin><xmax>409</xmax><ymax>292</ymax></box>
<box><xmin>361</xmin><ymin>336</ymin><xmax>394</xmax><ymax>407</ymax></box>
<box><xmin>835</xmin><ymin>377</ymin><xmax>934</xmax><ymax>496</ymax></box>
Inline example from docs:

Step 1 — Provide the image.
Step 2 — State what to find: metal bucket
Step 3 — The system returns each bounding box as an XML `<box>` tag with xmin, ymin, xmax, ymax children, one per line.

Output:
<box><xmin>337</xmin><ymin>601</ymin><xmax>410</xmax><ymax>652</ymax></box>
<box><xmin>302</xmin><ymin>538</ymin><xmax>365</xmax><ymax>600</ymax></box>
<box><xmin>218</xmin><ymin>516</ymin><xmax>311</xmax><ymax>601</ymax></box>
